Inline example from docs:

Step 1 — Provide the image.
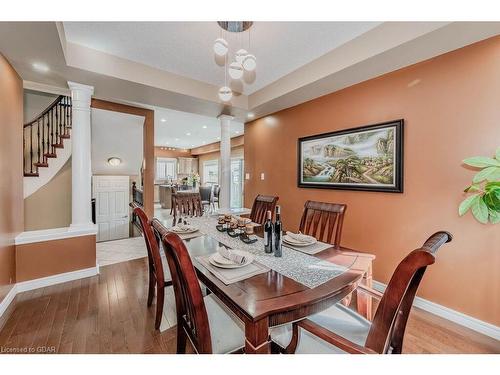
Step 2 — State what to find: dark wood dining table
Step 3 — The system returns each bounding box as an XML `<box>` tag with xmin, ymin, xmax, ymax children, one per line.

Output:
<box><xmin>180</xmin><ymin>230</ymin><xmax>375</xmax><ymax>354</ymax></box>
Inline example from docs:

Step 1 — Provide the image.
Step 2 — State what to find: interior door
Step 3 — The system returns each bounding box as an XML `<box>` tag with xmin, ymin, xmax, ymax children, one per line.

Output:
<box><xmin>230</xmin><ymin>158</ymin><xmax>244</xmax><ymax>208</ymax></box>
<box><xmin>92</xmin><ymin>175</ymin><xmax>130</xmax><ymax>242</ymax></box>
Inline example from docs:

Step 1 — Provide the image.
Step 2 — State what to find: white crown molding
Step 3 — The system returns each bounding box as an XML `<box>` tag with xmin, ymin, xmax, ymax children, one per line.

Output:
<box><xmin>372</xmin><ymin>280</ymin><xmax>500</xmax><ymax>341</ymax></box>
<box><xmin>0</xmin><ymin>266</ymin><xmax>99</xmax><ymax>322</ymax></box>
<box><xmin>23</xmin><ymin>80</ymin><xmax>70</xmax><ymax>96</ymax></box>
<box><xmin>15</xmin><ymin>226</ymin><xmax>98</xmax><ymax>246</ymax></box>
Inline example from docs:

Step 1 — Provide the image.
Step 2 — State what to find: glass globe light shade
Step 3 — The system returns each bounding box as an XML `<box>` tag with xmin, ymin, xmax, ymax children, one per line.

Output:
<box><xmin>235</xmin><ymin>49</ymin><xmax>248</xmax><ymax>63</ymax></box>
<box><xmin>242</xmin><ymin>54</ymin><xmax>257</xmax><ymax>71</ymax></box>
<box><xmin>228</xmin><ymin>61</ymin><xmax>244</xmax><ymax>80</ymax></box>
<box><xmin>213</xmin><ymin>38</ymin><xmax>228</xmax><ymax>56</ymax></box>
<box><xmin>218</xmin><ymin>86</ymin><xmax>233</xmax><ymax>102</ymax></box>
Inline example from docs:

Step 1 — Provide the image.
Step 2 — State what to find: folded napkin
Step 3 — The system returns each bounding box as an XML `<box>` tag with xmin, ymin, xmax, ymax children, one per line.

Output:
<box><xmin>217</xmin><ymin>246</ymin><xmax>246</xmax><ymax>265</ymax></box>
<box><xmin>286</xmin><ymin>231</ymin><xmax>315</xmax><ymax>243</ymax></box>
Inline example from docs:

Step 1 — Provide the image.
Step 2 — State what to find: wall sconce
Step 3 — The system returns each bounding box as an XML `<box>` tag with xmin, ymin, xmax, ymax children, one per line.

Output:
<box><xmin>108</xmin><ymin>157</ymin><xmax>122</xmax><ymax>166</ymax></box>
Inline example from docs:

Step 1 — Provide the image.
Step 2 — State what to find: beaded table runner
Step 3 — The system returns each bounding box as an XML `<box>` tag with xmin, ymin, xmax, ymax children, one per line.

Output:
<box><xmin>186</xmin><ymin>217</ymin><xmax>353</xmax><ymax>289</ymax></box>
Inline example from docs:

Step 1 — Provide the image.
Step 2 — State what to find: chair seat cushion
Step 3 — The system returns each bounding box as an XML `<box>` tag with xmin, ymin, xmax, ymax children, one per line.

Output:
<box><xmin>271</xmin><ymin>303</ymin><xmax>371</xmax><ymax>354</ymax></box>
<box><xmin>204</xmin><ymin>294</ymin><xmax>245</xmax><ymax>354</ymax></box>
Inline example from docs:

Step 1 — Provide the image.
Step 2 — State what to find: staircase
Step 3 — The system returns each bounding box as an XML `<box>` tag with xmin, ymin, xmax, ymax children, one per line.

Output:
<box><xmin>23</xmin><ymin>95</ymin><xmax>72</xmax><ymax>197</ymax></box>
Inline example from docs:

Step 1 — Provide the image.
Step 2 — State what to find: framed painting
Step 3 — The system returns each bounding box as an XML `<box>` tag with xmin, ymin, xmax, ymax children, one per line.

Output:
<box><xmin>297</xmin><ymin>119</ymin><xmax>404</xmax><ymax>193</ymax></box>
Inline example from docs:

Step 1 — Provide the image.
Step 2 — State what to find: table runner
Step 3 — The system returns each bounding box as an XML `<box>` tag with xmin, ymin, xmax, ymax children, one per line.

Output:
<box><xmin>187</xmin><ymin>217</ymin><xmax>353</xmax><ymax>289</ymax></box>
<box><xmin>283</xmin><ymin>241</ymin><xmax>333</xmax><ymax>255</ymax></box>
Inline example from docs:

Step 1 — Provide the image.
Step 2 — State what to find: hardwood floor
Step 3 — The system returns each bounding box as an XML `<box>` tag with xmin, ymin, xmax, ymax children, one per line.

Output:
<box><xmin>0</xmin><ymin>257</ymin><xmax>498</xmax><ymax>354</ymax></box>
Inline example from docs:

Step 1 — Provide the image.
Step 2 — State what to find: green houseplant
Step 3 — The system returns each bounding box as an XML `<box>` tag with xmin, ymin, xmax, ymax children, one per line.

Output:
<box><xmin>459</xmin><ymin>147</ymin><xmax>500</xmax><ymax>224</ymax></box>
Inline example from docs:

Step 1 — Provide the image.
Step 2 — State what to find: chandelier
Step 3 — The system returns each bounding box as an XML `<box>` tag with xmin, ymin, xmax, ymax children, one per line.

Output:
<box><xmin>214</xmin><ymin>21</ymin><xmax>257</xmax><ymax>102</ymax></box>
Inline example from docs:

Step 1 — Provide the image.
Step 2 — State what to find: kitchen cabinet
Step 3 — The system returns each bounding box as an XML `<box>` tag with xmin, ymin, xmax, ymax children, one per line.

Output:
<box><xmin>177</xmin><ymin>157</ymin><xmax>198</xmax><ymax>175</ymax></box>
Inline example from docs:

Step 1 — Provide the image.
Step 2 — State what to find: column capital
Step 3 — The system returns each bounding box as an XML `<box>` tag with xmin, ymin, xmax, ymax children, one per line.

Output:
<box><xmin>67</xmin><ymin>81</ymin><xmax>94</xmax><ymax>96</ymax></box>
<box><xmin>218</xmin><ymin>114</ymin><xmax>234</xmax><ymax>122</ymax></box>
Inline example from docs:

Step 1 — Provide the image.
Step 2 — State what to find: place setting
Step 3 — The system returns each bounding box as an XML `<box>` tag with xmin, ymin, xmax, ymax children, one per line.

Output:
<box><xmin>196</xmin><ymin>245</ymin><xmax>269</xmax><ymax>285</ymax></box>
<box><xmin>282</xmin><ymin>231</ymin><xmax>332</xmax><ymax>255</ymax></box>
<box><xmin>168</xmin><ymin>217</ymin><xmax>203</xmax><ymax>240</ymax></box>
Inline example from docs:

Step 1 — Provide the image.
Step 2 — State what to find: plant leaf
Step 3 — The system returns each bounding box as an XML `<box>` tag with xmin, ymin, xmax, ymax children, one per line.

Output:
<box><xmin>485</xmin><ymin>168</ymin><xmax>500</xmax><ymax>182</ymax></box>
<box><xmin>472</xmin><ymin>166</ymin><xmax>498</xmax><ymax>183</ymax></box>
<box><xmin>464</xmin><ymin>184</ymin><xmax>482</xmax><ymax>193</ymax></box>
<box><xmin>471</xmin><ymin>197</ymin><xmax>489</xmax><ymax>224</ymax></box>
<box><xmin>489</xmin><ymin>209</ymin><xmax>500</xmax><ymax>224</ymax></box>
<box><xmin>485</xmin><ymin>181</ymin><xmax>500</xmax><ymax>192</ymax></box>
<box><xmin>496</xmin><ymin>147</ymin><xmax>500</xmax><ymax>161</ymax></box>
<box><xmin>463</xmin><ymin>156</ymin><xmax>500</xmax><ymax>168</ymax></box>
<box><xmin>459</xmin><ymin>194</ymin><xmax>480</xmax><ymax>216</ymax></box>
<box><xmin>484</xmin><ymin>189</ymin><xmax>500</xmax><ymax>211</ymax></box>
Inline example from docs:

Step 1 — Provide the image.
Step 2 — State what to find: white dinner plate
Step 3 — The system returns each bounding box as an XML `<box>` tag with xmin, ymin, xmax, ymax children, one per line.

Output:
<box><xmin>283</xmin><ymin>234</ymin><xmax>317</xmax><ymax>247</ymax></box>
<box><xmin>209</xmin><ymin>250</ymin><xmax>255</xmax><ymax>269</ymax></box>
<box><xmin>170</xmin><ymin>225</ymin><xmax>199</xmax><ymax>234</ymax></box>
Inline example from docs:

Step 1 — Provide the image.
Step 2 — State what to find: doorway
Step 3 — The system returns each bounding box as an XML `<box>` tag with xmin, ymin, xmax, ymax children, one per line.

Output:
<box><xmin>230</xmin><ymin>158</ymin><xmax>244</xmax><ymax>208</ymax></box>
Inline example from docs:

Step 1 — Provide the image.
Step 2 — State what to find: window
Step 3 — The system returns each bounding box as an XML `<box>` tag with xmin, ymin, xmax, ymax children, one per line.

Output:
<box><xmin>156</xmin><ymin>158</ymin><xmax>177</xmax><ymax>181</ymax></box>
<box><xmin>203</xmin><ymin>159</ymin><xmax>219</xmax><ymax>185</ymax></box>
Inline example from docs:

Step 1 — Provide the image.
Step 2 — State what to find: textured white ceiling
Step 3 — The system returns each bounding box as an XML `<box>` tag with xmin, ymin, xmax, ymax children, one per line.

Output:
<box><xmin>91</xmin><ymin>108</ymin><xmax>144</xmax><ymax>175</ymax></box>
<box><xmin>63</xmin><ymin>21</ymin><xmax>380</xmax><ymax>94</ymax></box>
<box><xmin>154</xmin><ymin>107</ymin><xmax>244</xmax><ymax>149</ymax></box>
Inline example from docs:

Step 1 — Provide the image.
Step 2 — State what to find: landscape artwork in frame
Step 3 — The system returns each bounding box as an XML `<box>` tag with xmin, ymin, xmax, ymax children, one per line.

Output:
<box><xmin>298</xmin><ymin>120</ymin><xmax>404</xmax><ymax>192</ymax></box>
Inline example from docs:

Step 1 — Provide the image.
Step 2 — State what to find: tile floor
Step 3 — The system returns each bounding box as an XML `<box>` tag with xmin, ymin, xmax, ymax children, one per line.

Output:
<box><xmin>96</xmin><ymin>236</ymin><xmax>148</xmax><ymax>267</ymax></box>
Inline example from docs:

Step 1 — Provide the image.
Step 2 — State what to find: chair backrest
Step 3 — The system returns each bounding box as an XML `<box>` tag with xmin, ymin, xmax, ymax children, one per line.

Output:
<box><xmin>199</xmin><ymin>186</ymin><xmax>212</xmax><ymax>202</ymax></box>
<box><xmin>133</xmin><ymin>206</ymin><xmax>165</xmax><ymax>287</ymax></box>
<box><xmin>250</xmin><ymin>194</ymin><xmax>279</xmax><ymax>224</ymax></box>
<box><xmin>172</xmin><ymin>192</ymin><xmax>203</xmax><ymax>219</ymax></box>
<box><xmin>151</xmin><ymin>219</ymin><xmax>212</xmax><ymax>353</ymax></box>
<box><xmin>365</xmin><ymin>231</ymin><xmax>452</xmax><ymax>354</ymax></box>
<box><xmin>298</xmin><ymin>200</ymin><xmax>347</xmax><ymax>248</ymax></box>
<box><xmin>213</xmin><ymin>185</ymin><xmax>220</xmax><ymax>198</ymax></box>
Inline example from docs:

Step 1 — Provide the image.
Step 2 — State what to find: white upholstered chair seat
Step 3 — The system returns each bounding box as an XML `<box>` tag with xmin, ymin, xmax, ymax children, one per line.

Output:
<box><xmin>271</xmin><ymin>303</ymin><xmax>371</xmax><ymax>354</ymax></box>
<box><xmin>204</xmin><ymin>294</ymin><xmax>245</xmax><ymax>354</ymax></box>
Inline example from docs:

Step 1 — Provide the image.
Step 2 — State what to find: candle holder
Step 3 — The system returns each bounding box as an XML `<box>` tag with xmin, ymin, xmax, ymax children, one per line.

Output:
<box><xmin>227</xmin><ymin>219</ymin><xmax>240</xmax><ymax>237</ymax></box>
<box><xmin>240</xmin><ymin>224</ymin><xmax>258</xmax><ymax>244</ymax></box>
<box><xmin>216</xmin><ymin>215</ymin><xmax>227</xmax><ymax>232</ymax></box>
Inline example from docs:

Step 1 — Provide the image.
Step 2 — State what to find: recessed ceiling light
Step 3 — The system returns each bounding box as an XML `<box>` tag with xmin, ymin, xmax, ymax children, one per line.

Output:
<box><xmin>175</xmin><ymin>138</ymin><xmax>179</xmax><ymax>141</ymax></box>
<box><xmin>191</xmin><ymin>144</ymin><xmax>195</xmax><ymax>147</ymax></box>
<box><xmin>202</xmin><ymin>125</ymin><xmax>207</xmax><ymax>129</ymax></box>
<box><xmin>202</xmin><ymin>141</ymin><xmax>206</xmax><ymax>144</ymax></box>
<box><xmin>107</xmin><ymin>157</ymin><xmax>121</xmax><ymax>166</ymax></box>
<box><xmin>217</xmin><ymin>136</ymin><xmax>221</xmax><ymax>140</ymax></box>
<box><xmin>247</xmin><ymin>112</ymin><xmax>255</xmax><ymax>119</ymax></box>
<box><xmin>235</xmin><ymin>131</ymin><xmax>240</xmax><ymax>134</ymax></box>
<box><xmin>32</xmin><ymin>62</ymin><xmax>49</xmax><ymax>73</ymax></box>
<box><xmin>160</xmin><ymin>118</ymin><xmax>166</xmax><ymax>122</ymax></box>
<box><xmin>186</xmin><ymin>132</ymin><xmax>191</xmax><ymax>136</ymax></box>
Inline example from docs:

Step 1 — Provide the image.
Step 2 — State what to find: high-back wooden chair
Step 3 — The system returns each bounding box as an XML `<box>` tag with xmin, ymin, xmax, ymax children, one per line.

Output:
<box><xmin>151</xmin><ymin>219</ymin><xmax>245</xmax><ymax>354</ymax></box>
<box><xmin>298</xmin><ymin>200</ymin><xmax>347</xmax><ymax>248</ymax></box>
<box><xmin>132</xmin><ymin>205</ymin><xmax>172</xmax><ymax>330</ymax></box>
<box><xmin>272</xmin><ymin>231</ymin><xmax>453</xmax><ymax>354</ymax></box>
<box><xmin>249</xmin><ymin>194</ymin><xmax>279</xmax><ymax>224</ymax></box>
<box><xmin>172</xmin><ymin>192</ymin><xmax>203</xmax><ymax>222</ymax></box>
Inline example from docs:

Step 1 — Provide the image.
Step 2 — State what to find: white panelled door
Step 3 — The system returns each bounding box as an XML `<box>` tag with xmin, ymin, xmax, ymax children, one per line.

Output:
<box><xmin>92</xmin><ymin>176</ymin><xmax>130</xmax><ymax>242</ymax></box>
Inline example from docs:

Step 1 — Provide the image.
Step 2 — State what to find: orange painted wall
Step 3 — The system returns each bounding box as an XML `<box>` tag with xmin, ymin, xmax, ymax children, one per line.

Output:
<box><xmin>0</xmin><ymin>54</ymin><xmax>23</xmax><ymax>304</ymax></box>
<box><xmin>244</xmin><ymin>36</ymin><xmax>500</xmax><ymax>325</ymax></box>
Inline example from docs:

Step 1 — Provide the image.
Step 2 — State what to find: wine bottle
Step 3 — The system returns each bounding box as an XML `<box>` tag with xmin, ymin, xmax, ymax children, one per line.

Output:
<box><xmin>274</xmin><ymin>205</ymin><xmax>282</xmax><ymax>257</ymax></box>
<box><xmin>264</xmin><ymin>210</ymin><xmax>273</xmax><ymax>253</ymax></box>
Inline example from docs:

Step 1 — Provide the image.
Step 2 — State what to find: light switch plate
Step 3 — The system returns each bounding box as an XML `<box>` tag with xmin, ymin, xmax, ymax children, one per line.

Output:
<box><xmin>245</xmin><ymin>173</ymin><xmax>250</xmax><ymax>180</ymax></box>
<box><xmin>260</xmin><ymin>173</ymin><xmax>265</xmax><ymax>180</ymax></box>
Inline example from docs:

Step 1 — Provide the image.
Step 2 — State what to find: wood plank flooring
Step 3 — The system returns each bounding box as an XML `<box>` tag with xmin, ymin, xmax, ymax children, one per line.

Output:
<box><xmin>0</xmin><ymin>257</ymin><xmax>498</xmax><ymax>354</ymax></box>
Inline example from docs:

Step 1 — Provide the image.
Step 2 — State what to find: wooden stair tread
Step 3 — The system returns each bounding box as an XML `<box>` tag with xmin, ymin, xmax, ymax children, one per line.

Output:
<box><xmin>34</xmin><ymin>162</ymin><xmax>49</xmax><ymax>167</ymax></box>
<box><xmin>44</xmin><ymin>153</ymin><xmax>57</xmax><ymax>158</ymax></box>
<box><xmin>52</xmin><ymin>143</ymin><xmax>64</xmax><ymax>148</ymax></box>
<box><xmin>24</xmin><ymin>172</ymin><xmax>39</xmax><ymax>177</ymax></box>
<box><xmin>60</xmin><ymin>134</ymin><xmax>70</xmax><ymax>139</ymax></box>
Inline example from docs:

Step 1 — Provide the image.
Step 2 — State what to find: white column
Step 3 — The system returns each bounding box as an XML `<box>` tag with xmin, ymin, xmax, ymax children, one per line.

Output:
<box><xmin>68</xmin><ymin>82</ymin><xmax>95</xmax><ymax>231</ymax></box>
<box><xmin>218</xmin><ymin>115</ymin><xmax>233</xmax><ymax>209</ymax></box>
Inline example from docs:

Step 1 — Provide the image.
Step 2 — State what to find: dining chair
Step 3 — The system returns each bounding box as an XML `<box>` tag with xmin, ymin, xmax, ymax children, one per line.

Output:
<box><xmin>249</xmin><ymin>194</ymin><xmax>279</xmax><ymax>224</ymax></box>
<box><xmin>133</xmin><ymin>206</ymin><xmax>173</xmax><ymax>330</ymax></box>
<box><xmin>272</xmin><ymin>231</ymin><xmax>453</xmax><ymax>354</ymax></box>
<box><xmin>151</xmin><ymin>219</ymin><xmax>245</xmax><ymax>354</ymax></box>
<box><xmin>172</xmin><ymin>192</ymin><xmax>203</xmax><ymax>224</ymax></box>
<box><xmin>169</xmin><ymin>185</ymin><xmax>178</xmax><ymax>215</ymax></box>
<box><xmin>212</xmin><ymin>185</ymin><xmax>220</xmax><ymax>209</ymax></box>
<box><xmin>298</xmin><ymin>200</ymin><xmax>347</xmax><ymax>248</ymax></box>
<box><xmin>199</xmin><ymin>186</ymin><xmax>212</xmax><ymax>213</ymax></box>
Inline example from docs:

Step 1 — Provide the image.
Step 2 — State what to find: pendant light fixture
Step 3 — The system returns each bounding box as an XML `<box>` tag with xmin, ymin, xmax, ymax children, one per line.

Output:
<box><xmin>214</xmin><ymin>21</ymin><xmax>257</xmax><ymax>103</ymax></box>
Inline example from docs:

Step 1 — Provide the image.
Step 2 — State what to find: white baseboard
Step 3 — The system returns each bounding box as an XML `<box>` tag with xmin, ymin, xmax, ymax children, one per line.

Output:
<box><xmin>0</xmin><ymin>285</ymin><xmax>18</xmax><ymax>319</ymax></box>
<box><xmin>372</xmin><ymin>280</ymin><xmax>500</xmax><ymax>341</ymax></box>
<box><xmin>0</xmin><ymin>265</ymin><xmax>100</xmax><ymax>320</ymax></box>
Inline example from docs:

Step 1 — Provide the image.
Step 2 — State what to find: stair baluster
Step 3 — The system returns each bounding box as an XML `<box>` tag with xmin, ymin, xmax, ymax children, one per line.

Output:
<box><xmin>23</xmin><ymin>95</ymin><xmax>72</xmax><ymax>177</ymax></box>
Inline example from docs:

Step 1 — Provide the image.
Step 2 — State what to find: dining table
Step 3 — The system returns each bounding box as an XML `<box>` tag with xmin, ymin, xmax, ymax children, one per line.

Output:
<box><xmin>156</xmin><ymin>215</ymin><xmax>375</xmax><ymax>354</ymax></box>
